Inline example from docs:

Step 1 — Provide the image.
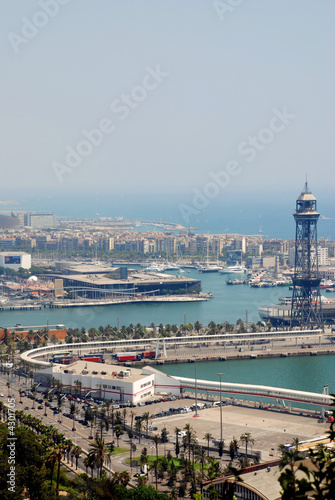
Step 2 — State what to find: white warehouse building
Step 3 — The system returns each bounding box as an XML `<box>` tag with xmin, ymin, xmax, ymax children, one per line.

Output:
<box><xmin>34</xmin><ymin>361</ymin><xmax>180</xmax><ymax>403</ymax></box>
<box><xmin>0</xmin><ymin>251</ymin><xmax>31</xmax><ymax>271</ymax></box>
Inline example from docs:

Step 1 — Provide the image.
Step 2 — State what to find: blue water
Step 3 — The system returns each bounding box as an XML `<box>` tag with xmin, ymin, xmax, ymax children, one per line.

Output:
<box><xmin>155</xmin><ymin>356</ymin><xmax>335</xmax><ymax>395</ymax></box>
<box><xmin>0</xmin><ymin>269</ymin><xmax>295</xmax><ymax>330</ymax></box>
<box><xmin>3</xmin><ymin>189</ymin><xmax>335</xmax><ymax>240</ymax></box>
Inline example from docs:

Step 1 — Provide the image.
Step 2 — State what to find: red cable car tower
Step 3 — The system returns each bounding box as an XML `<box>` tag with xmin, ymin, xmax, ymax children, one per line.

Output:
<box><xmin>290</xmin><ymin>182</ymin><xmax>323</xmax><ymax>328</ymax></box>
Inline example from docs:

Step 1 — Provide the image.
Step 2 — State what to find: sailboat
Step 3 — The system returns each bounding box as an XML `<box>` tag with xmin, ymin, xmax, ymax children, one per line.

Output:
<box><xmin>198</xmin><ymin>239</ymin><xmax>222</xmax><ymax>273</ymax></box>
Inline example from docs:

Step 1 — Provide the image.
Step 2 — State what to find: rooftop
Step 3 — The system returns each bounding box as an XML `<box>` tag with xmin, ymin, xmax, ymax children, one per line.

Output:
<box><xmin>50</xmin><ymin>360</ymin><xmax>148</xmax><ymax>383</ymax></box>
<box><xmin>56</xmin><ymin>271</ymin><xmax>199</xmax><ymax>286</ymax></box>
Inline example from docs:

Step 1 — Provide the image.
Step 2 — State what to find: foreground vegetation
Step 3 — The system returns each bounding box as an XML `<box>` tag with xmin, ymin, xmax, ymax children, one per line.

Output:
<box><xmin>1</xmin><ymin>394</ymin><xmax>334</xmax><ymax>499</ymax></box>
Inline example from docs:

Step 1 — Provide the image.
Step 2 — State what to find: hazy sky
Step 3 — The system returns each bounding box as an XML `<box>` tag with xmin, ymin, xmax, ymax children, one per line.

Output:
<box><xmin>1</xmin><ymin>1</ymin><xmax>335</xmax><ymax>203</ymax></box>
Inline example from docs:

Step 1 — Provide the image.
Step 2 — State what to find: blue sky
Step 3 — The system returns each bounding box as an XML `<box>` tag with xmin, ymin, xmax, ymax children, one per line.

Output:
<box><xmin>1</xmin><ymin>1</ymin><xmax>334</xmax><ymax>205</ymax></box>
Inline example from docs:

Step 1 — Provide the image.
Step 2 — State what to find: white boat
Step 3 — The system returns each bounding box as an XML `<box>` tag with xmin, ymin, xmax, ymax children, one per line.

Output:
<box><xmin>320</xmin><ymin>279</ymin><xmax>335</xmax><ymax>289</ymax></box>
<box><xmin>143</xmin><ymin>263</ymin><xmax>167</xmax><ymax>272</ymax></box>
<box><xmin>220</xmin><ymin>263</ymin><xmax>246</xmax><ymax>274</ymax></box>
<box><xmin>163</xmin><ymin>262</ymin><xmax>180</xmax><ymax>270</ymax></box>
<box><xmin>198</xmin><ymin>264</ymin><xmax>222</xmax><ymax>273</ymax></box>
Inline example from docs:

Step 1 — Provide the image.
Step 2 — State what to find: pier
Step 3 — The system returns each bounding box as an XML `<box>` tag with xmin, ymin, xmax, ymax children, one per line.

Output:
<box><xmin>0</xmin><ymin>293</ymin><xmax>212</xmax><ymax>311</ymax></box>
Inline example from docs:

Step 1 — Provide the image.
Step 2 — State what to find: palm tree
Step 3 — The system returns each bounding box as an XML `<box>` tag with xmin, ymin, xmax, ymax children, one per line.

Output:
<box><xmin>89</xmin><ymin>420</ymin><xmax>94</xmax><ymax>440</ymax></box>
<box><xmin>150</xmin><ymin>459</ymin><xmax>159</xmax><ymax>489</ymax></box>
<box><xmin>122</xmin><ymin>408</ymin><xmax>127</xmax><ymax>429</ymax></box>
<box><xmin>84</xmin><ymin>454</ymin><xmax>95</xmax><ymax>477</ymax></box>
<box><xmin>88</xmin><ymin>435</ymin><xmax>111</xmax><ymax>477</ymax></box>
<box><xmin>208</xmin><ymin>321</ymin><xmax>217</xmax><ymax>334</ymax></box>
<box><xmin>153</xmin><ymin>434</ymin><xmax>161</xmax><ymax>460</ymax></box>
<box><xmin>114</xmin><ymin>470</ymin><xmax>131</xmax><ymax>486</ymax></box>
<box><xmin>135</xmin><ymin>419</ymin><xmax>142</xmax><ymax>444</ymax></box>
<box><xmin>114</xmin><ymin>423</ymin><xmax>124</xmax><ymax>447</ymax></box>
<box><xmin>72</xmin><ymin>445</ymin><xmax>82</xmax><ymax>470</ymax></box>
<box><xmin>195</xmin><ymin>447</ymin><xmax>207</xmax><ymax>483</ymax></box>
<box><xmin>204</xmin><ymin>432</ymin><xmax>213</xmax><ymax>457</ymax></box>
<box><xmin>229</xmin><ymin>437</ymin><xmax>239</xmax><ymax>461</ymax></box>
<box><xmin>278</xmin><ymin>447</ymin><xmax>304</xmax><ymax>498</ymax></box>
<box><xmin>137</xmin><ymin>474</ymin><xmax>148</xmax><ymax>486</ymax></box>
<box><xmin>206</xmin><ymin>456</ymin><xmax>221</xmax><ymax>482</ymax></box>
<box><xmin>175</xmin><ymin>427</ymin><xmax>181</xmax><ymax>458</ymax></box>
<box><xmin>194</xmin><ymin>321</ymin><xmax>202</xmax><ymax>333</ymax></box>
<box><xmin>277</xmin><ymin>443</ymin><xmax>287</xmax><ymax>458</ymax></box>
<box><xmin>103</xmin><ymin>400</ymin><xmax>111</xmax><ymax>420</ymax></box>
<box><xmin>55</xmin><ymin>443</ymin><xmax>65</xmax><ymax>496</ymax></box>
<box><xmin>130</xmin><ymin>410</ymin><xmax>135</xmax><ymax>430</ymax></box>
<box><xmin>129</xmin><ymin>438</ymin><xmax>136</xmax><ymax>468</ymax></box>
<box><xmin>240</xmin><ymin>432</ymin><xmax>254</xmax><ymax>461</ymax></box>
<box><xmin>45</xmin><ymin>446</ymin><xmax>58</xmax><ymax>487</ymax></box>
<box><xmin>142</xmin><ymin>411</ymin><xmax>150</xmax><ymax>437</ymax></box>
<box><xmin>64</xmin><ymin>439</ymin><xmax>73</xmax><ymax>463</ymax></box>
<box><xmin>98</xmin><ymin>420</ymin><xmax>105</xmax><ymax>439</ymax></box>
<box><xmin>110</xmin><ymin>406</ymin><xmax>115</xmax><ymax>434</ymax></box>
<box><xmin>292</xmin><ymin>437</ymin><xmax>300</xmax><ymax>452</ymax></box>
<box><xmin>184</xmin><ymin>422</ymin><xmax>195</xmax><ymax>462</ymax></box>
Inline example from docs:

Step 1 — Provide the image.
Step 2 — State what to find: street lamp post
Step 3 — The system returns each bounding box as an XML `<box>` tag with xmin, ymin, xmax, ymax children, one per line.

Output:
<box><xmin>163</xmin><ymin>422</ymin><xmax>167</xmax><ymax>456</ymax></box>
<box><xmin>217</xmin><ymin>372</ymin><xmax>224</xmax><ymax>457</ymax></box>
<box><xmin>194</xmin><ymin>357</ymin><xmax>199</xmax><ymax>418</ymax></box>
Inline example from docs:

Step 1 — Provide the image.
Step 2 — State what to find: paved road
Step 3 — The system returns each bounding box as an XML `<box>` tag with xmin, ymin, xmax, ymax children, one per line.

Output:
<box><xmin>1</xmin><ymin>373</ymin><xmax>330</xmax><ymax>465</ymax></box>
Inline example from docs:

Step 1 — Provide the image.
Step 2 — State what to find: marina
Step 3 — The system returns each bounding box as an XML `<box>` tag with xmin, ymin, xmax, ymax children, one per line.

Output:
<box><xmin>0</xmin><ymin>268</ymin><xmax>334</xmax><ymax>329</ymax></box>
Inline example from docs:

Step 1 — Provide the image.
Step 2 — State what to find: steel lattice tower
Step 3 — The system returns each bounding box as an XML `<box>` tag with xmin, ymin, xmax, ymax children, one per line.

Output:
<box><xmin>290</xmin><ymin>182</ymin><xmax>323</xmax><ymax>328</ymax></box>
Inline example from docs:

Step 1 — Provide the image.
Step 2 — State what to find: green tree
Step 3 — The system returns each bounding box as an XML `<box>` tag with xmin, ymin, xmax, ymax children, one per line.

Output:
<box><xmin>87</xmin><ymin>435</ymin><xmax>111</xmax><ymax>477</ymax></box>
<box><xmin>240</xmin><ymin>432</ymin><xmax>254</xmax><ymax>462</ymax></box>
<box><xmin>114</xmin><ymin>423</ymin><xmax>124</xmax><ymax>447</ymax></box>
<box><xmin>229</xmin><ymin>437</ymin><xmax>239</xmax><ymax>461</ymax></box>
<box><xmin>135</xmin><ymin>418</ymin><xmax>143</xmax><ymax>444</ymax></box>
<box><xmin>204</xmin><ymin>432</ymin><xmax>213</xmax><ymax>457</ymax></box>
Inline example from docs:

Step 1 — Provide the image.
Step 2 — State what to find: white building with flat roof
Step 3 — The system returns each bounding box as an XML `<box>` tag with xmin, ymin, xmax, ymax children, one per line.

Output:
<box><xmin>24</xmin><ymin>212</ymin><xmax>56</xmax><ymax>228</ymax></box>
<box><xmin>34</xmin><ymin>360</ymin><xmax>180</xmax><ymax>403</ymax></box>
<box><xmin>318</xmin><ymin>247</ymin><xmax>328</xmax><ymax>266</ymax></box>
<box><xmin>0</xmin><ymin>251</ymin><xmax>31</xmax><ymax>271</ymax></box>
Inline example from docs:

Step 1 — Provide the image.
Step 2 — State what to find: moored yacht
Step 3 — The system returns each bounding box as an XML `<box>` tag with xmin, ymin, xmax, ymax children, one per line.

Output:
<box><xmin>220</xmin><ymin>263</ymin><xmax>246</xmax><ymax>274</ymax></box>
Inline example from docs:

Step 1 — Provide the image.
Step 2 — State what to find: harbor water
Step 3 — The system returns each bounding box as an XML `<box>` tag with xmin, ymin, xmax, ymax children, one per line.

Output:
<box><xmin>155</xmin><ymin>355</ymin><xmax>335</xmax><ymax>396</ymax></box>
<box><xmin>0</xmin><ymin>269</ymin><xmax>293</xmax><ymax>330</ymax></box>
<box><xmin>2</xmin><ymin>269</ymin><xmax>335</xmax><ymax>396</ymax></box>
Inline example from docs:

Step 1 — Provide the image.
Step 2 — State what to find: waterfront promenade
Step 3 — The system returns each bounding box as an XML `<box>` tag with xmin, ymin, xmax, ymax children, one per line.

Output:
<box><xmin>20</xmin><ymin>327</ymin><xmax>333</xmax><ymax>367</ymax></box>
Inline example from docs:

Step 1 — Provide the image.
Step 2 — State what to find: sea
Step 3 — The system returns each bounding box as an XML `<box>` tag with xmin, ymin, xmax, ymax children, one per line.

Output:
<box><xmin>4</xmin><ymin>189</ymin><xmax>335</xmax><ymax>240</ymax></box>
<box><xmin>0</xmin><ymin>267</ymin><xmax>292</xmax><ymax>329</ymax></box>
<box><xmin>1</xmin><ymin>189</ymin><xmax>335</xmax><ymax>395</ymax></box>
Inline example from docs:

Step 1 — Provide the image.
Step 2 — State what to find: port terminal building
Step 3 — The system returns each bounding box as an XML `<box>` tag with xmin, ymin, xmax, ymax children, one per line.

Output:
<box><xmin>33</xmin><ymin>361</ymin><xmax>180</xmax><ymax>403</ymax></box>
<box><xmin>47</xmin><ymin>264</ymin><xmax>201</xmax><ymax>298</ymax></box>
